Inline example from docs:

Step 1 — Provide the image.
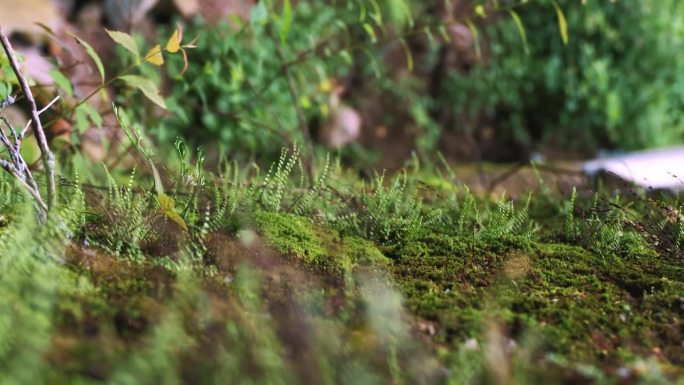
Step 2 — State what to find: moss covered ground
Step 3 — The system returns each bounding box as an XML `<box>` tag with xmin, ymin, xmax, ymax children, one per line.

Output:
<box><xmin>0</xmin><ymin>162</ymin><xmax>681</xmax><ymax>384</ymax></box>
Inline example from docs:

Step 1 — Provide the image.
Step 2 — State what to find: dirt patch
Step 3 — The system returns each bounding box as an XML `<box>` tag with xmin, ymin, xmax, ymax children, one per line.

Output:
<box><xmin>502</xmin><ymin>251</ymin><xmax>532</xmax><ymax>280</ymax></box>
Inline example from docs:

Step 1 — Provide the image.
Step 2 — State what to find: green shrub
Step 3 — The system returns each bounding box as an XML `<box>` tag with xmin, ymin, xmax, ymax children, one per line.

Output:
<box><xmin>444</xmin><ymin>0</ymin><xmax>684</xmax><ymax>152</ymax></box>
<box><xmin>153</xmin><ymin>4</ymin><xmax>365</xmax><ymax>161</ymax></box>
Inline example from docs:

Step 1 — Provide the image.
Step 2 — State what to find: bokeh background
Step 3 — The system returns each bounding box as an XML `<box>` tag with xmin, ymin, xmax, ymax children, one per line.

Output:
<box><xmin>1</xmin><ymin>0</ymin><xmax>683</xmax><ymax>169</ymax></box>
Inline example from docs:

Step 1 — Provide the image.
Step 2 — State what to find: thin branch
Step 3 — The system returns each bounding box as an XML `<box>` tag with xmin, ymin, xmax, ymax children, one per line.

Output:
<box><xmin>0</xmin><ymin>117</ymin><xmax>20</xmax><ymax>164</ymax></box>
<box><xmin>37</xmin><ymin>95</ymin><xmax>60</xmax><ymax>116</ymax></box>
<box><xmin>1</xmin><ymin>114</ymin><xmax>19</xmax><ymax>145</ymax></box>
<box><xmin>0</xmin><ymin>159</ymin><xmax>47</xmax><ymax>214</ymax></box>
<box><xmin>18</xmin><ymin>95</ymin><xmax>61</xmax><ymax>139</ymax></box>
<box><xmin>0</xmin><ymin>26</ymin><xmax>56</xmax><ymax>211</ymax></box>
<box><xmin>0</xmin><ymin>114</ymin><xmax>41</xmax><ymax>195</ymax></box>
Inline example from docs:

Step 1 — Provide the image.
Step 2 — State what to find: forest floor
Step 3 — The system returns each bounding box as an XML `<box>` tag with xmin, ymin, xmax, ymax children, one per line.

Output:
<box><xmin>1</xmin><ymin>160</ymin><xmax>680</xmax><ymax>385</ymax></box>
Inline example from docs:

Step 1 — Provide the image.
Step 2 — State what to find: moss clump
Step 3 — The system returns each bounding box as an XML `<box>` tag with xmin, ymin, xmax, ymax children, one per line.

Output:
<box><xmin>253</xmin><ymin>210</ymin><xmax>327</xmax><ymax>264</ymax></box>
<box><xmin>253</xmin><ymin>211</ymin><xmax>389</xmax><ymax>276</ymax></box>
<box><xmin>342</xmin><ymin>236</ymin><xmax>390</xmax><ymax>267</ymax></box>
<box><xmin>508</xmin><ymin>243</ymin><xmax>684</xmax><ymax>365</ymax></box>
<box><xmin>390</xmin><ymin>234</ymin><xmax>684</xmax><ymax>370</ymax></box>
<box><xmin>391</xmin><ymin>235</ymin><xmax>507</xmax><ymax>342</ymax></box>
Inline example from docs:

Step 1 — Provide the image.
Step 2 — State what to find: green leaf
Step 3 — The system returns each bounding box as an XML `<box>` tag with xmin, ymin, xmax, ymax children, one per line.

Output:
<box><xmin>105</xmin><ymin>29</ymin><xmax>140</xmax><ymax>60</ymax></box>
<box><xmin>68</xmin><ymin>33</ymin><xmax>105</xmax><ymax>84</ymax></box>
<box><xmin>76</xmin><ymin>103</ymin><xmax>103</xmax><ymax>129</ymax></box>
<box><xmin>369</xmin><ymin>0</ymin><xmax>382</xmax><ymax>25</ymax></box>
<box><xmin>250</xmin><ymin>1</ymin><xmax>268</xmax><ymax>25</ymax></box>
<box><xmin>20</xmin><ymin>135</ymin><xmax>41</xmax><ymax>165</ymax></box>
<box><xmin>158</xmin><ymin>193</ymin><xmax>188</xmax><ymax>231</ymax></box>
<box><xmin>49</xmin><ymin>70</ymin><xmax>73</xmax><ymax>97</ymax></box>
<box><xmin>333</xmin><ymin>20</ymin><xmax>351</xmax><ymax>47</ymax></box>
<box><xmin>388</xmin><ymin>0</ymin><xmax>413</xmax><ymax>28</ymax></box>
<box><xmin>508</xmin><ymin>10</ymin><xmax>529</xmax><ymax>54</ymax></box>
<box><xmin>437</xmin><ymin>25</ymin><xmax>450</xmax><ymax>43</ymax></box>
<box><xmin>398</xmin><ymin>38</ymin><xmax>413</xmax><ymax>72</ymax></box>
<box><xmin>74</xmin><ymin>106</ymin><xmax>88</xmax><ymax>133</ymax></box>
<box><xmin>280</xmin><ymin>0</ymin><xmax>293</xmax><ymax>45</ymax></box>
<box><xmin>299</xmin><ymin>95</ymin><xmax>311</xmax><ymax>109</ymax></box>
<box><xmin>552</xmin><ymin>1</ymin><xmax>569</xmax><ymax>45</ymax></box>
<box><xmin>120</xmin><ymin>75</ymin><xmax>167</xmax><ymax>109</ymax></box>
<box><xmin>339</xmin><ymin>50</ymin><xmax>353</xmax><ymax>65</ymax></box>
<box><xmin>475</xmin><ymin>5</ymin><xmax>486</xmax><ymax>18</ymax></box>
<box><xmin>465</xmin><ymin>20</ymin><xmax>482</xmax><ymax>59</ymax></box>
<box><xmin>362</xmin><ymin>23</ymin><xmax>377</xmax><ymax>43</ymax></box>
<box><xmin>363</xmin><ymin>49</ymin><xmax>381</xmax><ymax>78</ymax></box>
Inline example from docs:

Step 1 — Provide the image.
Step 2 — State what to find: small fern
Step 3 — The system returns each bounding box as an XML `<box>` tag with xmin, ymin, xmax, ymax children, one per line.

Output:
<box><xmin>477</xmin><ymin>193</ymin><xmax>537</xmax><ymax>241</ymax></box>
<box><xmin>255</xmin><ymin>146</ymin><xmax>300</xmax><ymax>212</ymax></box>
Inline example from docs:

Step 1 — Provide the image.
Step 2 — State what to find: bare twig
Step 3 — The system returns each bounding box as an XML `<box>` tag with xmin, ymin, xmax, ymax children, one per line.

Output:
<box><xmin>37</xmin><ymin>95</ymin><xmax>60</xmax><ymax>117</ymax></box>
<box><xmin>17</xmin><ymin>95</ymin><xmax>61</xmax><ymax>139</ymax></box>
<box><xmin>0</xmin><ymin>115</ymin><xmax>39</xmax><ymax>193</ymax></box>
<box><xmin>0</xmin><ymin>26</ymin><xmax>56</xmax><ymax>211</ymax></box>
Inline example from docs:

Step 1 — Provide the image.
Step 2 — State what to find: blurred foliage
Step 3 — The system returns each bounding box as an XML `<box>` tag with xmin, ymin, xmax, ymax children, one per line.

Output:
<box><xmin>151</xmin><ymin>1</ymin><xmax>391</xmax><ymax>161</ymax></box>
<box><xmin>444</xmin><ymin>0</ymin><xmax>684</xmax><ymax>152</ymax></box>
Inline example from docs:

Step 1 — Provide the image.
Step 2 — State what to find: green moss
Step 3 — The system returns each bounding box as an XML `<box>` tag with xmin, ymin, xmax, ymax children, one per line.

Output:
<box><xmin>253</xmin><ymin>211</ymin><xmax>389</xmax><ymax>276</ymax></box>
<box><xmin>391</xmin><ymin>236</ymin><xmax>507</xmax><ymax>341</ymax></box>
<box><xmin>342</xmin><ymin>236</ymin><xmax>391</xmax><ymax>267</ymax></box>
<box><xmin>496</xmin><ymin>243</ymin><xmax>683</xmax><ymax>364</ymax></box>
<box><xmin>253</xmin><ymin>210</ymin><xmax>327</xmax><ymax>265</ymax></box>
<box><xmin>389</xmin><ymin>234</ymin><xmax>683</xmax><ymax>368</ymax></box>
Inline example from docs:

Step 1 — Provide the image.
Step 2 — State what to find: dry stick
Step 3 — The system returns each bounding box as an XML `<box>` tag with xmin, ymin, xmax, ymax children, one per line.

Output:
<box><xmin>0</xmin><ymin>27</ymin><xmax>56</xmax><ymax>211</ymax></box>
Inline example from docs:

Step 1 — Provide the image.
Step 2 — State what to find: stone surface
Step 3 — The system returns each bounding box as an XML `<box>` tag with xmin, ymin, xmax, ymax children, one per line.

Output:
<box><xmin>583</xmin><ymin>146</ymin><xmax>684</xmax><ymax>190</ymax></box>
<box><xmin>0</xmin><ymin>0</ymin><xmax>61</xmax><ymax>38</ymax></box>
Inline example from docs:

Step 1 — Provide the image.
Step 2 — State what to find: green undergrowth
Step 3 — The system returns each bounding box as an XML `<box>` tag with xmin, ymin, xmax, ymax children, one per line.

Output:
<box><xmin>0</xmin><ymin>153</ymin><xmax>681</xmax><ymax>384</ymax></box>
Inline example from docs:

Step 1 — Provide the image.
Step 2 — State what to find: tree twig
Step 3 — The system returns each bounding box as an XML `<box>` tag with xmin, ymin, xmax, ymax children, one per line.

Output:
<box><xmin>18</xmin><ymin>95</ymin><xmax>60</xmax><ymax>139</ymax></box>
<box><xmin>0</xmin><ymin>115</ymin><xmax>40</xmax><ymax>194</ymax></box>
<box><xmin>0</xmin><ymin>26</ymin><xmax>56</xmax><ymax>211</ymax></box>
